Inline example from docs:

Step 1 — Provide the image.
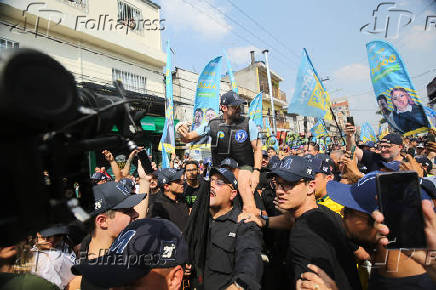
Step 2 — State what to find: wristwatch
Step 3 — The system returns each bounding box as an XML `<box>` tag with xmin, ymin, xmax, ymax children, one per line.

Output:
<box><xmin>260</xmin><ymin>213</ymin><xmax>269</xmax><ymax>228</ymax></box>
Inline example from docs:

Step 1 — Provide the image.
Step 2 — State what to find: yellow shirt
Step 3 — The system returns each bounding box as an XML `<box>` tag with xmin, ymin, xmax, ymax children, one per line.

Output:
<box><xmin>317</xmin><ymin>195</ymin><xmax>344</xmax><ymax>217</ymax></box>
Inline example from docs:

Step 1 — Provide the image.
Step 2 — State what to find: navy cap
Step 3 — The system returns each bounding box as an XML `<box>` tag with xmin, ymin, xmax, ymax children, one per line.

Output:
<box><xmin>382</xmin><ymin>161</ymin><xmax>401</xmax><ymax>171</ymax></box>
<box><xmin>220</xmin><ymin>91</ymin><xmax>247</xmax><ymax>106</ymax></box>
<box><xmin>220</xmin><ymin>158</ymin><xmax>238</xmax><ymax>169</ymax></box>
<box><xmin>267</xmin><ymin>155</ymin><xmax>281</xmax><ymax>170</ymax></box>
<box><xmin>72</xmin><ymin>218</ymin><xmax>188</xmax><ymax>288</ymax></box>
<box><xmin>92</xmin><ymin>182</ymin><xmax>145</xmax><ymax>215</ymax></box>
<box><xmin>268</xmin><ymin>156</ymin><xmax>314</xmax><ymax>182</ymax></box>
<box><xmin>39</xmin><ymin>224</ymin><xmax>69</xmax><ymax>238</ymax></box>
<box><xmin>262</xmin><ymin>150</ymin><xmax>268</xmax><ymax>157</ymax></box>
<box><xmin>118</xmin><ymin>178</ymin><xmax>136</xmax><ymax>193</ymax></box>
<box><xmin>160</xmin><ymin>168</ymin><xmax>184</xmax><ymax>184</ymax></box>
<box><xmin>309</xmin><ymin>155</ymin><xmax>332</xmax><ymax>175</ymax></box>
<box><xmin>327</xmin><ymin>171</ymin><xmax>432</xmax><ymax>215</ymax></box>
<box><xmin>364</xmin><ymin>141</ymin><xmax>375</xmax><ymax>148</ymax></box>
<box><xmin>210</xmin><ymin>167</ymin><xmax>238</xmax><ymax>189</ymax></box>
<box><xmin>380</xmin><ymin>133</ymin><xmax>403</xmax><ymax>145</ymax></box>
<box><xmin>91</xmin><ymin>172</ymin><xmax>106</xmax><ymax>181</ymax></box>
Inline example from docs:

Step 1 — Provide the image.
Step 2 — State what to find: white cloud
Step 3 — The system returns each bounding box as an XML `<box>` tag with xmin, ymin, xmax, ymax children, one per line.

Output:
<box><xmin>400</xmin><ymin>25</ymin><xmax>436</xmax><ymax>51</ymax></box>
<box><xmin>160</xmin><ymin>0</ymin><xmax>231</xmax><ymax>39</ymax></box>
<box><xmin>227</xmin><ymin>45</ymin><xmax>262</xmax><ymax>66</ymax></box>
<box><xmin>333</xmin><ymin>63</ymin><xmax>370</xmax><ymax>83</ymax></box>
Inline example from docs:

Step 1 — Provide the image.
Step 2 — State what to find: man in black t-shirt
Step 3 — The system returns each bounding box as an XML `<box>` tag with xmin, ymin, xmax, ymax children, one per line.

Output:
<box><xmin>183</xmin><ymin>160</ymin><xmax>200</xmax><ymax>209</ymax></box>
<box><xmin>268</xmin><ymin>156</ymin><xmax>362</xmax><ymax>290</ymax></box>
<box><xmin>147</xmin><ymin>168</ymin><xmax>189</xmax><ymax>231</ymax></box>
<box><xmin>346</xmin><ymin>122</ymin><xmax>404</xmax><ymax>172</ymax></box>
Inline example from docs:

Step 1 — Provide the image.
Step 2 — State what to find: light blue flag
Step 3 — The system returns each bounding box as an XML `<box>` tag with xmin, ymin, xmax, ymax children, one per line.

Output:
<box><xmin>190</xmin><ymin>56</ymin><xmax>223</xmax><ymax>151</ymax></box>
<box><xmin>366</xmin><ymin>40</ymin><xmax>430</xmax><ymax>135</ymax></box>
<box><xmin>223</xmin><ymin>50</ymin><xmax>238</xmax><ymax>93</ymax></box>
<box><xmin>424</xmin><ymin>106</ymin><xmax>436</xmax><ymax>128</ymax></box>
<box><xmin>159</xmin><ymin>41</ymin><xmax>175</xmax><ymax>168</ymax></box>
<box><xmin>161</xmin><ymin>143</ymin><xmax>170</xmax><ymax>168</ymax></box>
<box><xmin>360</xmin><ymin>122</ymin><xmax>377</xmax><ymax>143</ymax></box>
<box><xmin>264</xmin><ymin>118</ymin><xmax>278</xmax><ymax>151</ymax></box>
<box><xmin>249</xmin><ymin>92</ymin><xmax>263</xmax><ymax>128</ymax></box>
<box><xmin>288</xmin><ymin>49</ymin><xmax>331</xmax><ymax>119</ymax></box>
<box><xmin>310</xmin><ymin>119</ymin><xmax>328</xmax><ymax>137</ymax></box>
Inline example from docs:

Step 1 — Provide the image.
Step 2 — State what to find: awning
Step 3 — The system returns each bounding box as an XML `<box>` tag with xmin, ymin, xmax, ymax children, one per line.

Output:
<box><xmin>140</xmin><ymin>116</ymin><xmax>180</xmax><ymax>133</ymax></box>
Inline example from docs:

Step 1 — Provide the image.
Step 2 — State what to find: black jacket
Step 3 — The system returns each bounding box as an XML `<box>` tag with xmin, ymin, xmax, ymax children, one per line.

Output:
<box><xmin>147</xmin><ymin>192</ymin><xmax>189</xmax><ymax>232</ymax></box>
<box><xmin>204</xmin><ymin>207</ymin><xmax>263</xmax><ymax>290</ymax></box>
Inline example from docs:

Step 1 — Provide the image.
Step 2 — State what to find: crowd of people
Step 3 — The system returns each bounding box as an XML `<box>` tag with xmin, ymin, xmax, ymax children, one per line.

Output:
<box><xmin>1</xmin><ymin>91</ymin><xmax>436</xmax><ymax>290</ymax></box>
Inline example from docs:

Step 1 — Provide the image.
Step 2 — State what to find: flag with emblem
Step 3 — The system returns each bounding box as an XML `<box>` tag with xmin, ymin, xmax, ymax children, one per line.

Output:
<box><xmin>288</xmin><ymin>49</ymin><xmax>332</xmax><ymax>120</ymax></box>
<box><xmin>249</xmin><ymin>92</ymin><xmax>263</xmax><ymax>128</ymax></box>
<box><xmin>263</xmin><ymin>118</ymin><xmax>278</xmax><ymax>151</ymax></box>
<box><xmin>366</xmin><ymin>40</ymin><xmax>431</xmax><ymax>136</ymax></box>
<box><xmin>360</xmin><ymin>122</ymin><xmax>377</xmax><ymax>143</ymax></box>
<box><xmin>310</xmin><ymin>119</ymin><xmax>328</xmax><ymax>137</ymax></box>
<box><xmin>159</xmin><ymin>41</ymin><xmax>175</xmax><ymax>167</ymax></box>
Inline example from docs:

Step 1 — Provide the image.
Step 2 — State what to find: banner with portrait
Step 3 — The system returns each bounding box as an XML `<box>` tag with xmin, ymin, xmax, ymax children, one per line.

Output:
<box><xmin>367</xmin><ymin>40</ymin><xmax>430</xmax><ymax>135</ymax></box>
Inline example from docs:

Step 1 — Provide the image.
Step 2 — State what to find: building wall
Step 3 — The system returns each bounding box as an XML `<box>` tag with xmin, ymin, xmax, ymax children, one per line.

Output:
<box><xmin>1</xmin><ymin>0</ymin><xmax>165</xmax><ymax>96</ymax></box>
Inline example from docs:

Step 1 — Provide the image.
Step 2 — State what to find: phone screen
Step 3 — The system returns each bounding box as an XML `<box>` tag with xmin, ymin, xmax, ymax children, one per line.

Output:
<box><xmin>346</xmin><ymin>116</ymin><xmax>354</xmax><ymax>126</ymax></box>
<box><xmin>137</xmin><ymin>150</ymin><xmax>154</xmax><ymax>174</ymax></box>
<box><xmin>376</xmin><ymin>172</ymin><xmax>426</xmax><ymax>249</ymax></box>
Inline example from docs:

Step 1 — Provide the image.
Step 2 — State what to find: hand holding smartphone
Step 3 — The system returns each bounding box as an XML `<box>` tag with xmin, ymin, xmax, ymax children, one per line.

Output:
<box><xmin>376</xmin><ymin>171</ymin><xmax>427</xmax><ymax>249</ymax></box>
<box><xmin>137</xmin><ymin>149</ymin><xmax>154</xmax><ymax>175</ymax></box>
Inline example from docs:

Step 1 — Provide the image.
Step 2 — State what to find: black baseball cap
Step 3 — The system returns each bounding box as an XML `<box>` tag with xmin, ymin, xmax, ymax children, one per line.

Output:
<box><xmin>72</xmin><ymin>218</ymin><xmax>188</xmax><ymax>288</ymax></box>
<box><xmin>160</xmin><ymin>168</ymin><xmax>184</xmax><ymax>184</ymax></box>
<box><xmin>380</xmin><ymin>133</ymin><xmax>403</xmax><ymax>145</ymax></box>
<box><xmin>210</xmin><ymin>167</ymin><xmax>238</xmax><ymax>189</ymax></box>
<box><xmin>92</xmin><ymin>182</ymin><xmax>145</xmax><ymax>215</ymax></box>
<box><xmin>220</xmin><ymin>91</ymin><xmax>247</xmax><ymax>106</ymax></box>
<box><xmin>39</xmin><ymin>224</ymin><xmax>69</xmax><ymax>238</ymax></box>
<box><xmin>91</xmin><ymin>172</ymin><xmax>106</xmax><ymax>181</ymax></box>
<box><xmin>267</xmin><ymin>156</ymin><xmax>314</xmax><ymax>182</ymax></box>
<box><xmin>267</xmin><ymin>155</ymin><xmax>281</xmax><ymax>170</ymax></box>
<box><xmin>309</xmin><ymin>155</ymin><xmax>332</xmax><ymax>175</ymax></box>
<box><xmin>220</xmin><ymin>158</ymin><xmax>238</xmax><ymax>169</ymax></box>
<box><xmin>416</xmin><ymin>156</ymin><xmax>433</xmax><ymax>171</ymax></box>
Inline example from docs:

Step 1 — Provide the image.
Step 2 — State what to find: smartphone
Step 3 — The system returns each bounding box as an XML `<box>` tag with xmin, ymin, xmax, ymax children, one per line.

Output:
<box><xmin>346</xmin><ymin>116</ymin><xmax>354</xmax><ymax>126</ymax></box>
<box><xmin>137</xmin><ymin>150</ymin><xmax>154</xmax><ymax>174</ymax></box>
<box><xmin>376</xmin><ymin>171</ymin><xmax>426</xmax><ymax>249</ymax></box>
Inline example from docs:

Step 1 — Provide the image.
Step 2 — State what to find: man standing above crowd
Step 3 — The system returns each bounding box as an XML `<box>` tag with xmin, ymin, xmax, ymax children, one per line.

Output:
<box><xmin>177</xmin><ymin>91</ymin><xmax>262</xmax><ymax>213</ymax></box>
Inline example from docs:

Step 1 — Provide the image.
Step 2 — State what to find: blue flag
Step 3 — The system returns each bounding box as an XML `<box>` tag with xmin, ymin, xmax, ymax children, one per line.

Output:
<box><xmin>159</xmin><ymin>41</ymin><xmax>175</xmax><ymax>168</ymax></box>
<box><xmin>288</xmin><ymin>49</ymin><xmax>332</xmax><ymax>120</ymax></box>
<box><xmin>367</xmin><ymin>40</ymin><xmax>430</xmax><ymax>135</ymax></box>
<box><xmin>310</xmin><ymin>119</ymin><xmax>328</xmax><ymax>137</ymax></box>
<box><xmin>360</xmin><ymin>122</ymin><xmax>377</xmax><ymax>143</ymax></box>
<box><xmin>224</xmin><ymin>50</ymin><xmax>238</xmax><ymax>93</ymax></box>
<box><xmin>264</xmin><ymin>118</ymin><xmax>278</xmax><ymax>151</ymax></box>
<box><xmin>190</xmin><ymin>56</ymin><xmax>223</xmax><ymax>151</ymax></box>
<box><xmin>249</xmin><ymin>92</ymin><xmax>263</xmax><ymax>128</ymax></box>
<box><xmin>424</xmin><ymin>106</ymin><xmax>436</xmax><ymax>128</ymax></box>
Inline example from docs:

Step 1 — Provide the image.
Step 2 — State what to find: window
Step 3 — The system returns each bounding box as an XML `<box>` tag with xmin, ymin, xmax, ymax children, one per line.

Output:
<box><xmin>112</xmin><ymin>69</ymin><xmax>146</xmax><ymax>94</ymax></box>
<box><xmin>118</xmin><ymin>1</ymin><xmax>143</xmax><ymax>31</ymax></box>
<box><xmin>0</xmin><ymin>38</ymin><xmax>19</xmax><ymax>50</ymax></box>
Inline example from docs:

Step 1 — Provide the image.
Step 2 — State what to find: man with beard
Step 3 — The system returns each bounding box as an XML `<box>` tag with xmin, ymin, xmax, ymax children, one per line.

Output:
<box><xmin>177</xmin><ymin>91</ymin><xmax>262</xmax><ymax>214</ymax></box>
<box><xmin>346</xmin><ymin>123</ymin><xmax>403</xmax><ymax>173</ymax></box>
<box><xmin>183</xmin><ymin>160</ymin><xmax>201</xmax><ymax>210</ymax></box>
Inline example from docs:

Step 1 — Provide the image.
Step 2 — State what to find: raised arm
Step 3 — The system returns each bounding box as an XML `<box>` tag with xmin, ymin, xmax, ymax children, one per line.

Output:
<box><xmin>134</xmin><ymin>159</ymin><xmax>152</xmax><ymax>219</ymax></box>
<box><xmin>344</xmin><ymin>123</ymin><xmax>363</xmax><ymax>162</ymax></box>
<box><xmin>102</xmin><ymin>150</ymin><xmax>122</xmax><ymax>181</ymax></box>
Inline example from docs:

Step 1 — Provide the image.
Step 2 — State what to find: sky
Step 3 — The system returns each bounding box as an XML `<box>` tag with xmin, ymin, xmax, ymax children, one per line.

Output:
<box><xmin>155</xmin><ymin>0</ymin><xmax>436</xmax><ymax>130</ymax></box>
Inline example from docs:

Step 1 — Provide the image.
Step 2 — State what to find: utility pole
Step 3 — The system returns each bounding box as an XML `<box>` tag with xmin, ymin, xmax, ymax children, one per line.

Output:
<box><xmin>263</xmin><ymin>49</ymin><xmax>277</xmax><ymax>134</ymax></box>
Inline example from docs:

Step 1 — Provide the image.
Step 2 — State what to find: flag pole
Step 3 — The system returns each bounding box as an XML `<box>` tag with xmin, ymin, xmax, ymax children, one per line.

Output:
<box><xmin>263</xmin><ymin>49</ymin><xmax>277</xmax><ymax>135</ymax></box>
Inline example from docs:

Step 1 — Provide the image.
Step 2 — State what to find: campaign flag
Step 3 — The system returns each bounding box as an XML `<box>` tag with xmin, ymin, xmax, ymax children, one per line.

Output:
<box><xmin>378</xmin><ymin>122</ymin><xmax>390</xmax><ymax>139</ymax></box>
<box><xmin>249</xmin><ymin>92</ymin><xmax>263</xmax><ymax>128</ymax></box>
<box><xmin>161</xmin><ymin>144</ymin><xmax>170</xmax><ymax>168</ymax></box>
<box><xmin>360</xmin><ymin>122</ymin><xmax>377</xmax><ymax>143</ymax></box>
<box><xmin>159</xmin><ymin>41</ymin><xmax>175</xmax><ymax>168</ymax></box>
<box><xmin>190</xmin><ymin>56</ymin><xmax>223</xmax><ymax>152</ymax></box>
<box><xmin>424</xmin><ymin>106</ymin><xmax>436</xmax><ymax>128</ymax></box>
<box><xmin>310</xmin><ymin>119</ymin><xmax>328</xmax><ymax>137</ymax></box>
<box><xmin>263</xmin><ymin>118</ymin><xmax>278</xmax><ymax>151</ymax></box>
<box><xmin>288</xmin><ymin>49</ymin><xmax>332</xmax><ymax>120</ymax></box>
<box><xmin>224</xmin><ymin>50</ymin><xmax>238</xmax><ymax>93</ymax></box>
<box><xmin>366</xmin><ymin>40</ymin><xmax>430</xmax><ymax>135</ymax></box>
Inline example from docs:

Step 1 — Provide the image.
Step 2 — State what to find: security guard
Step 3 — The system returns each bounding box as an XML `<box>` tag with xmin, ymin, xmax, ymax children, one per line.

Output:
<box><xmin>185</xmin><ymin>167</ymin><xmax>263</xmax><ymax>290</ymax></box>
<box><xmin>177</xmin><ymin>91</ymin><xmax>262</xmax><ymax>213</ymax></box>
